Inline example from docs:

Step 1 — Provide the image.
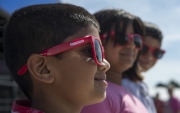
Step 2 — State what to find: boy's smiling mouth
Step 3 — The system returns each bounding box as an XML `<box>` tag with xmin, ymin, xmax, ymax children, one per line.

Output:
<box><xmin>94</xmin><ymin>74</ymin><xmax>108</xmax><ymax>88</ymax></box>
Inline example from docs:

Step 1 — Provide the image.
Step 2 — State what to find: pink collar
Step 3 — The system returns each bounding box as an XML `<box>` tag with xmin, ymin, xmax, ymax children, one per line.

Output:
<box><xmin>12</xmin><ymin>99</ymin><xmax>44</xmax><ymax>113</ymax></box>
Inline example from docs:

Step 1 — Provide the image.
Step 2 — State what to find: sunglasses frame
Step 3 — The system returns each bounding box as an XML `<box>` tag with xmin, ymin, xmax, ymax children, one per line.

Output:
<box><xmin>141</xmin><ymin>44</ymin><xmax>165</xmax><ymax>59</ymax></box>
<box><xmin>17</xmin><ymin>36</ymin><xmax>104</xmax><ymax>75</ymax></box>
<box><xmin>100</xmin><ymin>31</ymin><xmax>143</xmax><ymax>49</ymax></box>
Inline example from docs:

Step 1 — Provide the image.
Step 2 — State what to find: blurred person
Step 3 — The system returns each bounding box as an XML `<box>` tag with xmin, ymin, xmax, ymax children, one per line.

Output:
<box><xmin>165</xmin><ymin>85</ymin><xmax>180</xmax><ymax>113</ymax></box>
<box><xmin>3</xmin><ymin>3</ymin><xmax>110</xmax><ymax>113</ymax></box>
<box><xmin>122</xmin><ymin>22</ymin><xmax>165</xmax><ymax>113</ymax></box>
<box><xmin>81</xmin><ymin>9</ymin><xmax>149</xmax><ymax>113</ymax></box>
<box><xmin>154</xmin><ymin>93</ymin><xmax>166</xmax><ymax>113</ymax></box>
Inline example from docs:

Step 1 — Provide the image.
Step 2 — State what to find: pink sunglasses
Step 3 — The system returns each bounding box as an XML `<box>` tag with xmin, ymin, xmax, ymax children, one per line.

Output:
<box><xmin>17</xmin><ymin>36</ymin><xmax>104</xmax><ymax>75</ymax></box>
<box><xmin>100</xmin><ymin>31</ymin><xmax>143</xmax><ymax>49</ymax></box>
<box><xmin>141</xmin><ymin>44</ymin><xmax>165</xmax><ymax>59</ymax></box>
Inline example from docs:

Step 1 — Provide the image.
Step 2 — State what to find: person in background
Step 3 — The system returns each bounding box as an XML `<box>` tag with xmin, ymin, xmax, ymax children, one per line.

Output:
<box><xmin>122</xmin><ymin>22</ymin><xmax>165</xmax><ymax>113</ymax></box>
<box><xmin>3</xmin><ymin>3</ymin><xmax>110</xmax><ymax>113</ymax></box>
<box><xmin>153</xmin><ymin>93</ymin><xmax>165</xmax><ymax>113</ymax></box>
<box><xmin>138</xmin><ymin>22</ymin><xmax>165</xmax><ymax>72</ymax></box>
<box><xmin>81</xmin><ymin>9</ymin><xmax>149</xmax><ymax>113</ymax></box>
<box><xmin>165</xmin><ymin>85</ymin><xmax>180</xmax><ymax>113</ymax></box>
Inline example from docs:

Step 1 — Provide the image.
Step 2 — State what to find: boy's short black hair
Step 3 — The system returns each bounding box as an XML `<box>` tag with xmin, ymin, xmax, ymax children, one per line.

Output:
<box><xmin>94</xmin><ymin>9</ymin><xmax>145</xmax><ymax>82</ymax></box>
<box><xmin>3</xmin><ymin>3</ymin><xmax>99</xmax><ymax>99</ymax></box>
<box><xmin>144</xmin><ymin>22</ymin><xmax>163</xmax><ymax>44</ymax></box>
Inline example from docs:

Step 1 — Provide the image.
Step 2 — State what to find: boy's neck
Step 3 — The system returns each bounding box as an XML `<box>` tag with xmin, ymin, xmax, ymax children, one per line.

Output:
<box><xmin>31</xmin><ymin>91</ymin><xmax>82</xmax><ymax>113</ymax></box>
<box><xmin>106</xmin><ymin>70</ymin><xmax>123</xmax><ymax>85</ymax></box>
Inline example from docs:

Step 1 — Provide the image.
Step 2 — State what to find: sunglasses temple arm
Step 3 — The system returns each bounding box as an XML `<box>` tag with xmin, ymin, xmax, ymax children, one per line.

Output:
<box><xmin>17</xmin><ymin>64</ymin><xmax>28</xmax><ymax>75</ymax></box>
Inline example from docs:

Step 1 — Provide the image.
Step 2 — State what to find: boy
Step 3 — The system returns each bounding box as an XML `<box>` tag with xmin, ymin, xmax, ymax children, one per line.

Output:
<box><xmin>3</xmin><ymin>3</ymin><xmax>110</xmax><ymax>113</ymax></box>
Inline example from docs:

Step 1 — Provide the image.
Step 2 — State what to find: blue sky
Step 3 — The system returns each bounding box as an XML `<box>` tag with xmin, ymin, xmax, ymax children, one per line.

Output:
<box><xmin>1</xmin><ymin>0</ymin><xmax>180</xmax><ymax>100</ymax></box>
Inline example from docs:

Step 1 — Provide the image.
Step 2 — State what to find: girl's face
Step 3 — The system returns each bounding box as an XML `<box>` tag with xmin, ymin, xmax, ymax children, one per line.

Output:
<box><xmin>138</xmin><ymin>36</ymin><xmax>161</xmax><ymax>72</ymax></box>
<box><xmin>104</xmin><ymin>23</ymin><xmax>139</xmax><ymax>73</ymax></box>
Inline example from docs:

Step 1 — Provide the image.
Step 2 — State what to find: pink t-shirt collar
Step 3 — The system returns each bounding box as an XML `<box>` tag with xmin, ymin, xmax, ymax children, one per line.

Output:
<box><xmin>12</xmin><ymin>99</ymin><xmax>44</xmax><ymax>113</ymax></box>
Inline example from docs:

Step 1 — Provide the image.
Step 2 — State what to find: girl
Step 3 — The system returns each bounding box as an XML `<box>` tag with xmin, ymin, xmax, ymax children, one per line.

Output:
<box><xmin>122</xmin><ymin>22</ymin><xmax>165</xmax><ymax>113</ymax></box>
<box><xmin>81</xmin><ymin>9</ymin><xmax>148</xmax><ymax>113</ymax></box>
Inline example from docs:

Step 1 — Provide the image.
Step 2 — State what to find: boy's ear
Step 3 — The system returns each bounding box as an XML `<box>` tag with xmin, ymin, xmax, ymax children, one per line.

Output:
<box><xmin>27</xmin><ymin>54</ymin><xmax>54</xmax><ymax>84</ymax></box>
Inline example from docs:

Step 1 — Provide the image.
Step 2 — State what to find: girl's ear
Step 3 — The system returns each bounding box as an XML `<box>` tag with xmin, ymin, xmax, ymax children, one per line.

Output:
<box><xmin>27</xmin><ymin>54</ymin><xmax>54</xmax><ymax>83</ymax></box>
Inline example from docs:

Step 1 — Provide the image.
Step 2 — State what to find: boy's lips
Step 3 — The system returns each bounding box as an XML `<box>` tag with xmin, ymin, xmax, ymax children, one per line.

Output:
<box><xmin>94</xmin><ymin>74</ymin><xmax>108</xmax><ymax>88</ymax></box>
<box><xmin>94</xmin><ymin>74</ymin><xmax>106</xmax><ymax>81</ymax></box>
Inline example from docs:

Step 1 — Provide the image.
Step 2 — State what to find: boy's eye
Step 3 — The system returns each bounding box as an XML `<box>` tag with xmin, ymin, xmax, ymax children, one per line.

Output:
<box><xmin>83</xmin><ymin>47</ymin><xmax>92</xmax><ymax>55</ymax></box>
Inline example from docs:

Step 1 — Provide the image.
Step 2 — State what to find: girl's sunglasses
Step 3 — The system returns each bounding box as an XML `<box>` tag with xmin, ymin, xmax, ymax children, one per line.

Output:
<box><xmin>100</xmin><ymin>31</ymin><xmax>143</xmax><ymax>49</ymax></box>
<box><xmin>141</xmin><ymin>44</ymin><xmax>165</xmax><ymax>59</ymax></box>
<box><xmin>17</xmin><ymin>36</ymin><xmax>104</xmax><ymax>75</ymax></box>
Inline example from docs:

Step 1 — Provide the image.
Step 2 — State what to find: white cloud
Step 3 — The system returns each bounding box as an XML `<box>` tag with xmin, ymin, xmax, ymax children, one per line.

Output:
<box><xmin>143</xmin><ymin>59</ymin><xmax>180</xmax><ymax>88</ymax></box>
<box><xmin>164</xmin><ymin>34</ymin><xmax>180</xmax><ymax>42</ymax></box>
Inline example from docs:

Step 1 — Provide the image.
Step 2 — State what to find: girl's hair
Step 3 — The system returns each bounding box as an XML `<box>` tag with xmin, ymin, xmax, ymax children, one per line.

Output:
<box><xmin>144</xmin><ymin>22</ymin><xmax>163</xmax><ymax>44</ymax></box>
<box><xmin>94</xmin><ymin>9</ymin><xmax>145</xmax><ymax>82</ymax></box>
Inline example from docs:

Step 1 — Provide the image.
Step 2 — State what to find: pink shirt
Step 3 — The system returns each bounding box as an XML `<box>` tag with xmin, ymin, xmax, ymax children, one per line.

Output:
<box><xmin>169</xmin><ymin>96</ymin><xmax>180</xmax><ymax>113</ymax></box>
<box><xmin>11</xmin><ymin>99</ymin><xmax>44</xmax><ymax>113</ymax></box>
<box><xmin>81</xmin><ymin>81</ymin><xmax>149</xmax><ymax>113</ymax></box>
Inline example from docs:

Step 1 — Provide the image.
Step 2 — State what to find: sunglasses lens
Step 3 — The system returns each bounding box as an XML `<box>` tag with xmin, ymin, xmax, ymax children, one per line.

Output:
<box><xmin>117</xmin><ymin>35</ymin><xmax>128</xmax><ymax>46</ymax></box>
<box><xmin>133</xmin><ymin>35</ymin><xmax>142</xmax><ymax>48</ymax></box>
<box><xmin>154</xmin><ymin>49</ymin><xmax>164</xmax><ymax>59</ymax></box>
<box><xmin>94</xmin><ymin>40</ymin><xmax>102</xmax><ymax>63</ymax></box>
<box><xmin>141</xmin><ymin>45</ymin><xmax>148</xmax><ymax>54</ymax></box>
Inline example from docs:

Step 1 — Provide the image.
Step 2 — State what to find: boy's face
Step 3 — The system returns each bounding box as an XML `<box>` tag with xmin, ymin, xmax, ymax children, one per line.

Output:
<box><xmin>48</xmin><ymin>26</ymin><xmax>110</xmax><ymax>105</ymax></box>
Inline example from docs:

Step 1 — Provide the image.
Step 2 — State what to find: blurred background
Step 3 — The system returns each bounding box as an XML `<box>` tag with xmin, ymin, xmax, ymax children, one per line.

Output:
<box><xmin>0</xmin><ymin>0</ymin><xmax>180</xmax><ymax>112</ymax></box>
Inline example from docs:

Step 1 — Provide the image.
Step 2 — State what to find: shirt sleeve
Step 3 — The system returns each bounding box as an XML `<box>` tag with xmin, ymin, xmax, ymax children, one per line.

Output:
<box><xmin>122</xmin><ymin>79</ymin><xmax>137</xmax><ymax>96</ymax></box>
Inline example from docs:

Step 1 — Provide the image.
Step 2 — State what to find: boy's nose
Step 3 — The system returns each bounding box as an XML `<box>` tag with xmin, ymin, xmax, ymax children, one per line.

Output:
<box><xmin>98</xmin><ymin>59</ymin><xmax>110</xmax><ymax>73</ymax></box>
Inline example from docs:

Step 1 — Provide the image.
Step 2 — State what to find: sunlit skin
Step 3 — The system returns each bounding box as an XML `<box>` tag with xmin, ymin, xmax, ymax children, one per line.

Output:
<box><xmin>139</xmin><ymin>36</ymin><xmax>161</xmax><ymax>72</ymax></box>
<box><xmin>28</xmin><ymin>25</ymin><xmax>110</xmax><ymax>113</ymax></box>
<box><xmin>104</xmin><ymin>23</ymin><xmax>139</xmax><ymax>85</ymax></box>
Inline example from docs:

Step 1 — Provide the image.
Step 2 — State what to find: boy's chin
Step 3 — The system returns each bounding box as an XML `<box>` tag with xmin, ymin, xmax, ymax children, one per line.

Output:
<box><xmin>86</xmin><ymin>92</ymin><xmax>106</xmax><ymax>105</ymax></box>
